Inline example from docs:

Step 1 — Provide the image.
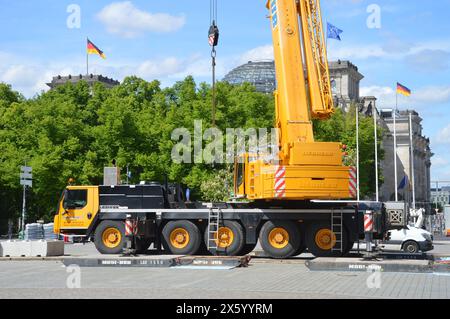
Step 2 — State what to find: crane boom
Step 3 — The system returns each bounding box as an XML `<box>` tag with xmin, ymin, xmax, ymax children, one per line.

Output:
<box><xmin>234</xmin><ymin>0</ymin><xmax>354</xmax><ymax>201</ymax></box>
<box><xmin>298</xmin><ymin>0</ymin><xmax>334</xmax><ymax>119</ymax></box>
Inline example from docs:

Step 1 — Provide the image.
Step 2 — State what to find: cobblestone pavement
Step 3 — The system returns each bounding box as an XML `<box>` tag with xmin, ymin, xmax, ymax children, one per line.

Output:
<box><xmin>0</xmin><ymin>258</ymin><xmax>449</xmax><ymax>299</ymax></box>
<box><xmin>1</xmin><ymin>241</ymin><xmax>449</xmax><ymax>299</ymax></box>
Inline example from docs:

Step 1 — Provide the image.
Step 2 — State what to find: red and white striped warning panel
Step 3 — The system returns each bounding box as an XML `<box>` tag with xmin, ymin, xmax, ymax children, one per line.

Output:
<box><xmin>274</xmin><ymin>166</ymin><xmax>286</xmax><ymax>198</ymax></box>
<box><xmin>349</xmin><ymin>167</ymin><xmax>357</xmax><ymax>198</ymax></box>
<box><xmin>125</xmin><ymin>220</ymin><xmax>134</xmax><ymax>236</ymax></box>
<box><xmin>59</xmin><ymin>234</ymin><xmax>84</xmax><ymax>243</ymax></box>
<box><xmin>364</xmin><ymin>213</ymin><xmax>374</xmax><ymax>232</ymax></box>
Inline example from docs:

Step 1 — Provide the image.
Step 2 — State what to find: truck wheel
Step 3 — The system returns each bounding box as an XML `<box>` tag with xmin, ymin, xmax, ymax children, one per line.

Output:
<box><xmin>94</xmin><ymin>220</ymin><xmax>126</xmax><ymax>255</ymax></box>
<box><xmin>293</xmin><ymin>244</ymin><xmax>307</xmax><ymax>256</ymax></box>
<box><xmin>162</xmin><ymin>220</ymin><xmax>201</xmax><ymax>255</ymax></box>
<box><xmin>403</xmin><ymin>241</ymin><xmax>419</xmax><ymax>254</ymax></box>
<box><xmin>259</xmin><ymin>221</ymin><xmax>301</xmax><ymax>259</ymax></box>
<box><xmin>305</xmin><ymin>222</ymin><xmax>349</xmax><ymax>258</ymax></box>
<box><xmin>239</xmin><ymin>243</ymin><xmax>257</xmax><ymax>256</ymax></box>
<box><xmin>204</xmin><ymin>221</ymin><xmax>245</xmax><ymax>256</ymax></box>
<box><xmin>343</xmin><ymin>241</ymin><xmax>355</xmax><ymax>256</ymax></box>
<box><xmin>135</xmin><ymin>238</ymin><xmax>153</xmax><ymax>254</ymax></box>
<box><xmin>293</xmin><ymin>224</ymin><xmax>307</xmax><ymax>256</ymax></box>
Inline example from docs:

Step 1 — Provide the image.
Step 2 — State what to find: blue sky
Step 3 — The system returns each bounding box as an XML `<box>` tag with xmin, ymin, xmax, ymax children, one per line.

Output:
<box><xmin>1</xmin><ymin>0</ymin><xmax>450</xmax><ymax>182</ymax></box>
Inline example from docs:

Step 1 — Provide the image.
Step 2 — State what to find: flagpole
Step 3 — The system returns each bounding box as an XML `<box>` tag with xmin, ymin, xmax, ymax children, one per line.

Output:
<box><xmin>394</xmin><ymin>89</ymin><xmax>399</xmax><ymax>202</ymax></box>
<box><xmin>374</xmin><ymin>105</ymin><xmax>379</xmax><ymax>202</ymax></box>
<box><xmin>356</xmin><ymin>104</ymin><xmax>360</xmax><ymax>202</ymax></box>
<box><xmin>409</xmin><ymin>111</ymin><xmax>416</xmax><ymax>210</ymax></box>
<box><xmin>86</xmin><ymin>37</ymin><xmax>89</xmax><ymax>76</ymax></box>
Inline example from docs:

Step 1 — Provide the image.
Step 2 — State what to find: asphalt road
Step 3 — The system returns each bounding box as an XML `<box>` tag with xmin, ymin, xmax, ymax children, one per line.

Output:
<box><xmin>0</xmin><ymin>240</ymin><xmax>450</xmax><ymax>299</ymax></box>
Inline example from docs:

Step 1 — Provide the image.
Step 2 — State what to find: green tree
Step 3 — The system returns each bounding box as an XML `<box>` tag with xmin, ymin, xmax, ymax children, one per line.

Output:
<box><xmin>314</xmin><ymin>105</ymin><xmax>384</xmax><ymax>198</ymax></box>
<box><xmin>0</xmin><ymin>76</ymin><xmax>382</xmax><ymax>227</ymax></box>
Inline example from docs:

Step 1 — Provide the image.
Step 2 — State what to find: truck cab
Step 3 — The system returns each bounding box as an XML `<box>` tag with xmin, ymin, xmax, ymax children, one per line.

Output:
<box><xmin>54</xmin><ymin>186</ymin><xmax>99</xmax><ymax>235</ymax></box>
<box><xmin>54</xmin><ymin>183</ymin><xmax>168</xmax><ymax>254</ymax></box>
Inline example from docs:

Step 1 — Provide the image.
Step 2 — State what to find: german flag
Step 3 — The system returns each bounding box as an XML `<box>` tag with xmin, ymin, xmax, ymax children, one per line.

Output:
<box><xmin>87</xmin><ymin>39</ymin><xmax>106</xmax><ymax>59</ymax></box>
<box><xmin>397</xmin><ymin>82</ymin><xmax>411</xmax><ymax>97</ymax></box>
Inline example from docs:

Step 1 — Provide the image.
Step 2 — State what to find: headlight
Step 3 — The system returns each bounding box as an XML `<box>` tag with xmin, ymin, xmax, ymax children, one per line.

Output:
<box><xmin>422</xmin><ymin>233</ymin><xmax>431</xmax><ymax>241</ymax></box>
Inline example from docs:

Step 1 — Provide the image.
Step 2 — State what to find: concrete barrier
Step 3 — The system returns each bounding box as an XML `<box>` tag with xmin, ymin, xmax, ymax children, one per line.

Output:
<box><xmin>0</xmin><ymin>240</ymin><xmax>64</xmax><ymax>257</ymax></box>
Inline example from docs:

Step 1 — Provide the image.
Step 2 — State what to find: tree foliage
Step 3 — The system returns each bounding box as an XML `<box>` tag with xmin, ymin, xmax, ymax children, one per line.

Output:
<box><xmin>314</xmin><ymin>105</ymin><xmax>384</xmax><ymax>198</ymax></box>
<box><xmin>0</xmin><ymin>77</ymin><xmax>383</xmax><ymax>225</ymax></box>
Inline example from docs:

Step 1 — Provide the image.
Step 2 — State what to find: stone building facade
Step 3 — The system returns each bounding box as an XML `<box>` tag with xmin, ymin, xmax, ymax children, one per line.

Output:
<box><xmin>379</xmin><ymin>110</ymin><xmax>433</xmax><ymax>211</ymax></box>
<box><xmin>329</xmin><ymin>60</ymin><xmax>364</xmax><ymax>112</ymax></box>
<box><xmin>47</xmin><ymin>74</ymin><xmax>120</xmax><ymax>90</ymax></box>
<box><xmin>223</xmin><ymin>59</ymin><xmax>433</xmax><ymax>209</ymax></box>
<box><xmin>431</xmin><ymin>187</ymin><xmax>450</xmax><ymax>208</ymax></box>
<box><xmin>327</xmin><ymin>61</ymin><xmax>433</xmax><ymax>210</ymax></box>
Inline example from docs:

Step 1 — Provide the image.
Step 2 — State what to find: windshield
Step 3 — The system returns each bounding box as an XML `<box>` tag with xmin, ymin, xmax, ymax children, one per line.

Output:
<box><xmin>64</xmin><ymin>189</ymin><xmax>88</xmax><ymax>209</ymax></box>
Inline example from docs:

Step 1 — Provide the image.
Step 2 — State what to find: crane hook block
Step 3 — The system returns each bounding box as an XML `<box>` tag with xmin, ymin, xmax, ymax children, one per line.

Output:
<box><xmin>208</xmin><ymin>23</ymin><xmax>219</xmax><ymax>47</ymax></box>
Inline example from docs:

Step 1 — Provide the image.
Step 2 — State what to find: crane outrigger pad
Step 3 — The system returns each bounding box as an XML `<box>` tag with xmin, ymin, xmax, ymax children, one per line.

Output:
<box><xmin>305</xmin><ymin>257</ymin><xmax>433</xmax><ymax>273</ymax></box>
<box><xmin>62</xmin><ymin>255</ymin><xmax>251</xmax><ymax>269</ymax></box>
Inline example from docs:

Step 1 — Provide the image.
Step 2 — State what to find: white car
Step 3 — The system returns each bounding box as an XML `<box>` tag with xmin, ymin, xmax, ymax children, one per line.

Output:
<box><xmin>383</xmin><ymin>226</ymin><xmax>434</xmax><ymax>253</ymax></box>
<box><xmin>353</xmin><ymin>226</ymin><xmax>434</xmax><ymax>254</ymax></box>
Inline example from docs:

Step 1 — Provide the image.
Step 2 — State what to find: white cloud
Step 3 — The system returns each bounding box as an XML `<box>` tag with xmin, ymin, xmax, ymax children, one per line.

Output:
<box><xmin>433</xmin><ymin>156</ymin><xmax>449</xmax><ymax>168</ymax></box>
<box><xmin>360</xmin><ymin>85</ymin><xmax>450</xmax><ymax>109</ymax></box>
<box><xmin>436</xmin><ymin>124</ymin><xmax>450</xmax><ymax>145</ymax></box>
<box><xmin>0</xmin><ymin>44</ymin><xmax>277</xmax><ymax>97</ymax></box>
<box><xmin>412</xmin><ymin>86</ymin><xmax>450</xmax><ymax>105</ymax></box>
<box><xmin>238</xmin><ymin>45</ymin><xmax>274</xmax><ymax>64</ymax></box>
<box><xmin>360</xmin><ymin>86</ymin><xmax>395</xmax><ymax>108</ymax></box>
<box><xmin>405</xmin><ymin>49</ymin><xmax>450</xmax><ymax>72</ymax></box>
<box><xmin>328</xmin><ymin>39</ymin><xmax>450</xmax><ymax>68</ymax></box>
<box><xmin>136</xmin><ymin>57</ymin><xmax>182</xmax><ymax>78</ymax></box>
<box><xmin>0</xmin><ymin>64</ymin><xmax>76</xmax><ymax>97</ymax></box>
<box><xmin>97</xmin><ymin>1</ymin><xmax>186</xmax><ymax>38</ymax></box>
<box><xmin>329</xmin><ymin>43</ymin><xmax>393</xmax><ymax>60</ymax></box>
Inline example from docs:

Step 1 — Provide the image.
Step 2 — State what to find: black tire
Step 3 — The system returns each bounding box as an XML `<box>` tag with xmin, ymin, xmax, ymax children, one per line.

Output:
<box><xmin>204</xmin><ymin>220</ymin><xmax>245</xmax><ymax>256</ymax></box>
<box><xmin>94</xmin><ymin>220</ymin><xmax>126</xmax><ymax>255</ymax></box>
<box><xmin>343</xmin><ymin>241</ymin><xmax>355</xmax><ymax>256</ymax></box>
<box><xmin>259</xmin><ymin>220</ymin><xmax>301</xmax><ymax>259</ymax></box>
<box><xmin>293</xmin><ymin>244</ymin><xmax>307</xmax><ymax>256</ymax></box>
<box><xmin>305</xmin><ymin>222</ymin><xmax>349</xmax><ymax>258</ymax></box>
<box><xmin>292</xmin><ymin>224</ymin><xmax>307</xmax><ymax>256</ymax></box>
<box><xmin>403</xmin><ymin>240</ymin><xmax>419</xmax><ymax>254</ymax></box>
<box><xmin>135</xmin><ymin>237</ymin><xmax>153</xmax><ymax>254</ymax></box>
<box><xmin>239</xmin><ymin>243</ymin><xmax>257</xmax><ymax>256</ymax></box>
<box><xmin>197</xmin><ymin>242</ymin><xmax>212</xmax><ymax>256</ymax></box>
<box><xmin>162</xmin><ymin>220</ymin><xmax>201</xmax><ymax>255</ymax></box>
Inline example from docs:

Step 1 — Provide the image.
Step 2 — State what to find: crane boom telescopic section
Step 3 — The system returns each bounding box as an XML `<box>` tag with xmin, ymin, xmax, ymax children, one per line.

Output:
<box><xmin>234</xmin><ymin>0</ymin><xmax>354</xmax><ymax>201</ymax></box>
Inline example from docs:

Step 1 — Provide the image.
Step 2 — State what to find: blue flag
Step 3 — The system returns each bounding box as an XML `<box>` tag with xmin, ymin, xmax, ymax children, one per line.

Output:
<box><xmin>327</xmin><ymin>22</ymin><xmax>343</xmax><ymax>41</ymax></box>
<box><xmin>398</xmin><ymin>175</ymin><xmax>409</xmax><ymax>190</ymax></box>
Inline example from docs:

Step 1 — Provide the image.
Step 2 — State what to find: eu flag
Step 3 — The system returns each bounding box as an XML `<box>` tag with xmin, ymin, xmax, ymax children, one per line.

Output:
<box><xmin>327</xmin><ymin>23</ymin><xmax>343</xmax><ymax>41</ymax></box>
<box><xmin>398</xmin><ymin>175</ymin><xmax>409</xmax><ymax>190</ymax></box>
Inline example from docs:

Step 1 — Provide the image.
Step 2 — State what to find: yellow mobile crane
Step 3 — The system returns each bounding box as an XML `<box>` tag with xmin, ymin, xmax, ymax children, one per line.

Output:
<box><xmin>235</xmin><ymin>0</ymin><xmax>352</xmax><ymax>201</ymax></box>
<box><xmin>54</xmin><ymin>0</ymin><xmax>404</xmax><ymax>259</ymax></box>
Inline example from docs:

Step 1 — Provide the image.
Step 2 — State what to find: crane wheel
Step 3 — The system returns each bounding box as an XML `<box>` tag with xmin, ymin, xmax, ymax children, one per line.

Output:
<box><xmin>204</xmin><ymin>221</ymin><xmax>245</xmax><ymax>256</ymax></box>
<box><xmin>162</xmin><ymin>220</ymin><xmax>201</xmax><ymax>255</ymax></box>
<box><xmin>94</xmin><ymin>220</ymin><xmax>126</xmax><ymax>255</ymax></box>
<box><xmin>292</xmin><ymin>224</ymin><xmax>307</xmax><ymax>256</ymax></box>
<box><xmin>239</xmin><ymin>243</ymin><xmax>257</xmax><ymax>256</ymax></box>
<box><xmin>305</xmin><ymin>222</ymin><xmax>349</xmax><ymax>258</ymax></box>
<box><xmin>259</xmin><ymin>221</ymin><xmax>301</xmax><ymax>259</ymax></box>
<box><xmin>343</xmin><ymin>241</ymin><xmax>355</xmax><ymax>256</ymax></box>
<box><xmin>135</xmin><ymin>238</ymin><xmax>153</xmax><ymax>254</ymax></box>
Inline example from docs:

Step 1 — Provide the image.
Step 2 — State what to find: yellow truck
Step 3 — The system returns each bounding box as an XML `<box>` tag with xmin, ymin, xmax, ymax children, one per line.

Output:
<box><xmin>54</xmin><ymin>0</ymin><xmax>406</xmax><ymax>257</ymax></box>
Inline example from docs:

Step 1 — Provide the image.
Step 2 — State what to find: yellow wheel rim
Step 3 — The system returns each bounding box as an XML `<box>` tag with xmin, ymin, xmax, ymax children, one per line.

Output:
<box><xmin>215</xmin><ymin>227</ymin><xmax>235</xmax><ymax>248</ymax></box>
<box><xmin>268</xmin><ymin>227</ymin><xmax>290</xmax><ymax>249</ymax></box>
<box><xmin>315</xmin><ymin>229</ymin><xmax>336</xmax><ymax>250</ymax></box>
<box><xmin>170</xmin><ymin>228</ymin><xmax>190</xmax><ymax>249</ymax></box>
<box><xmin>102</xmin><ymin>227</ymin><xmax>122</xmax><ymax>248</ymax></box>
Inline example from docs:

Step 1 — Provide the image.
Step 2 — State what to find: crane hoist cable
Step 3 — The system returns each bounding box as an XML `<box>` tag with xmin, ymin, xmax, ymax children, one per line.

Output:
<box><xmin>208</xmin><ymin>0</ymin><xmax>219</xmax><ymax>127</ymax></box>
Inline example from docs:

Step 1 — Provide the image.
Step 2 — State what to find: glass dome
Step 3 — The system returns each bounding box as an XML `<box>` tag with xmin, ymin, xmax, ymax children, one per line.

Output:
<box><xmin>223</xmin><ymin>61</ymin><xmax>276</xmax><ymax>94</ymax></box>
